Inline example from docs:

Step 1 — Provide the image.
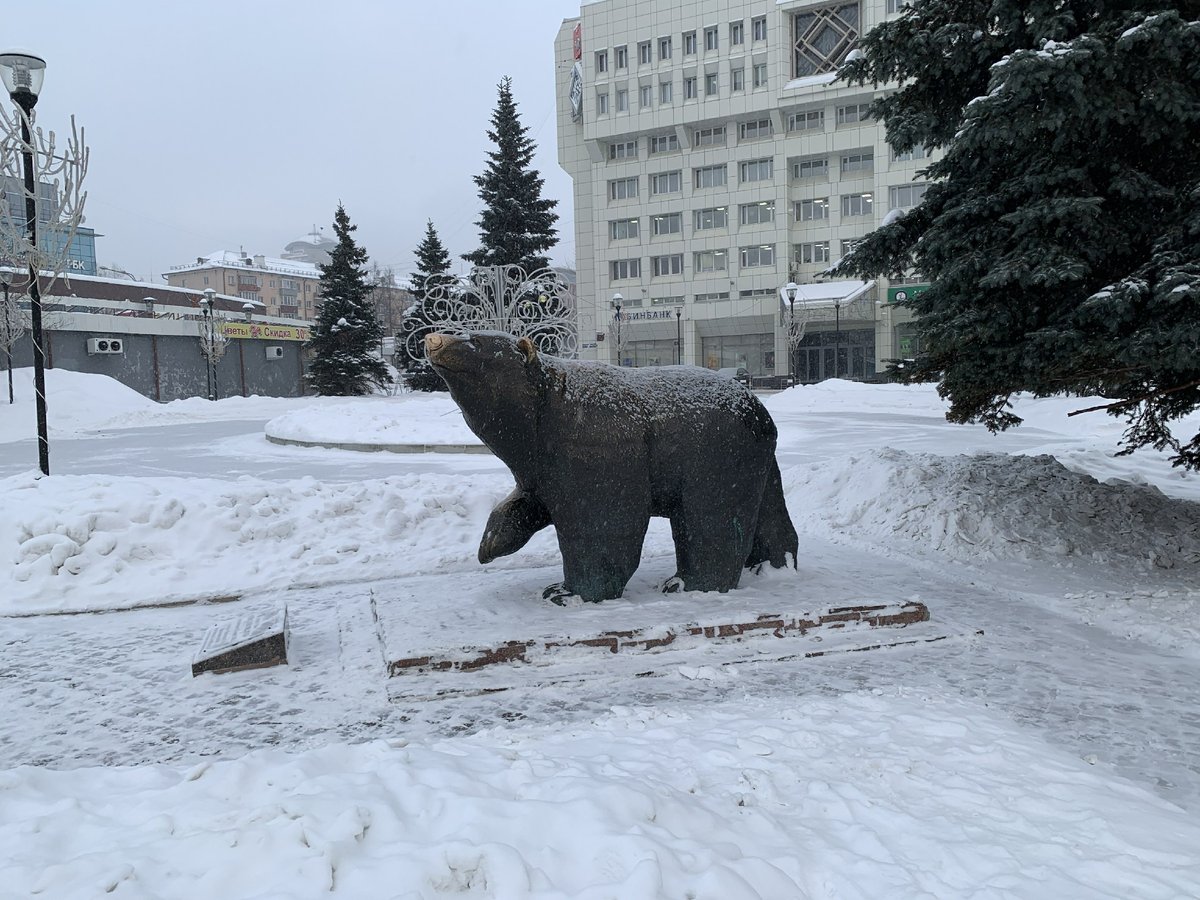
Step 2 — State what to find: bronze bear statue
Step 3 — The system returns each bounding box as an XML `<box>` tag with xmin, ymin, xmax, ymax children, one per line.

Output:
<box><xmin>425</xmin><ymin>331</ymin><xmax>798</xmax><ymax>604</ymax></box>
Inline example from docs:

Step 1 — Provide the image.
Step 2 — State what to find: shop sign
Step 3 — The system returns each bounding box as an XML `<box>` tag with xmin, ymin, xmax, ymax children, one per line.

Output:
<box><xmin>221</xmin><ymin>322</ymin><xmax>309</xmax><ymax>341</ymax></box>
<box><xmin>569</xmin><ymin>62</ymin><xmax>583</xmax><ymax>121</ymax></box>
<box><xmin>886</xmin><ymin>284</ymin><xmax>930</xmax><ymax>305</ymax></box>
<box><xmin>573</xmin><ymin>23</ymin><xmax>582</xmax><ymax>59</ymax></box>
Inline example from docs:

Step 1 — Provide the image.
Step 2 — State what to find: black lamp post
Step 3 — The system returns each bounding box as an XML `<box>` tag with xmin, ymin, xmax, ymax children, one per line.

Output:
<box><xmin>833</xmin><ymin>298</ymin><xmax>843</xmax><ymax>379</ymax></box>
<box><xmin>784</xmin><ymin>281</ymin><xmax>798</xmax><ymax>387</ymax></box>
<box><xmin>1</xmin><ymin>51</ymin><xmax>49</xmax><ymax>474</ymax></box>
<box><xmin>611</xmin><ymin>292</ymin><xmax>623</xmax><ymax>366</ymax></box>
<box><xmin>675</xmin><ymin>306</ymin><xmax>682</xmax><ymax>365</ymax></box>
<box><xmin>200</xmin><ymin>288</ymin><xmax>217</xmax><ymax>400</ymax></box>
<box><xmin>1</xmin><ymin>270</ymin><xmax>12</xmax><ymax>404</ymax></box>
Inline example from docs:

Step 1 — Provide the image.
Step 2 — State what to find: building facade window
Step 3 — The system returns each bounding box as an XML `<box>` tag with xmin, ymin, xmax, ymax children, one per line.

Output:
<box><xmin>796</xmin><ymin>198</ymin><xmax>830</xmax><ymax>220</ymax></box>
<box><xmin>752</xmin><ymin>63</ymin><xmax>768</xmax><ymax>88</ymax></box>
<box><xmin>649</xmin><ymin>132</ymin><xmax>679</xmax><ymax>154</ymax></box>
<box><xmin>597</xmin><ymin>92</ymin><xmax>609</xmax><ymax>114</ymax></box>
<box><xmin>659</xmin><ymin>36</ymin><xmax>672</xmax><ymax>59</ymax></box>
<box><xmin>793</xmin><ymin>4</ymin><xmax>860</xmax><ymax>77</ymax></box>
<box><xmin>660</xmin><ymin>80</ymin><xmax>673</xmax><ymax>103</ymax></box>
<box><xmin>889</xmin><ymin>183</ymin><xmax>929</xmax><ymax>208</ymax></box>
<box><xmin>615</xmin><ymin>45</ymin><xmax>628</xmax><ymax>68</ymax></box>
<box><xmin>795</xmin><ymin>241</ymin><xmax>831</xmax><ymax>264</ymax></box>
<box><xmin>610</xmin><ymin>218</ymin><xmax>640</xmax><ymax>240</ymax></box>
<box><xmin>739</xmin><ymin>158</ymin><xmax>773</xmax><ymax>183</ymax></box>
<box><xmin>684</xmin><ymin>30</ymin><xmax>697</xmax><ymax>55</ymax></box>
<box><xmin>731</xmin><ymin>20</ymin><xmax>745</xmax><ymax>44</ymax></box>
<box><xmin>695</xmin><ymin>291</ymin><xmax>731</xmax><ymax>303</ymax></box>
<box><xmin>611</xmin><ymin>258</ymin><xmax>641</xmax><ymax>280</ymax></box>
<box><xmin>694</xmin><ymin>125</ymin><xmax>726</xmax><ymax>146</ymax></box>
<box><xmin>893</xmin><ymin>145</ymin><xmax>928</xmax><ymax>162</ymax></box>
<box><xmin>609</xmin><ymin>177</ymin><xmax>639</xmax><ymax>200</ymax></box>
<box><xmin>886</xmin><ymin>0</ymin><xmax>910</xmax><ymax>12</ymax></box>
<box><xmin>731</xmin><ymin>67</ymin><xmax>745</xmax><ymax>91</ymax></box>
<box><xmin>739</xmin><ymin>118</ymin><xmax>773</xmax><ymax>140</ymax></box>
<box><xmin>694</xmin><ymin>249</ymin><xmax>728</xmax><ymax>272</ymax></box>
<box><xmin>651</xmin><ymin>170</ymin><xmax>683</xmax><ymax>195</ymax></box>
<box><xmin>694</xmin><ymin>206</ymin><xmax>729</xmax><ymax>230</ymax></box>
<box><xmin>740</xmin><ymin>200</ymin><xmax>775</xmax><ymax>225</ymax></box>
<box><xmin>609</xmin><ymin>140</ymin><xmax>637</xmax><ymax>160</ymax></box>
<box><xmin>836</xmin><ymin>103</ymin><xmax>872</xmax><ymax>126</ymax></box>
<box><xmin>840</xmin><ymin>150</ymin><xmax>874</xmax><ymax>174</ymax></box>
<box><xmin>752</xmin><ymin>15</ymin><xmax>767</xmax><ymax>41</ymax></box>
<box><xmin>841</xmin><ymin>192</ymin><xmax>874</xmax><ymax>216</ymax></box>
<box><xmin>841</xmin><ymin>237</ymin><xmax>865</xmax><ymax>256</ymax></box>
<box><xmin>684</xmin><ymin>76</ymin><xmax>698</xmax><ymax>99</ymax></box>
<box><xmin>652</xmin><ymin>254</ymin><xmax>684</xmax><ymax>276</ymax></box>
<box><xmin>639</xmin><ymin>41</ymin><xmax>653</xmax><ymax>64</ymax></box>
<box><xmin>616</xmin><ymin>89</ymin><xmax>629</xmax><ymax>112</ymax></box>
<box><xmin>739</xmin><ymin>244</ymin><xmax>775</xmax><ymax>267</ymax></box>
<box><xmin>793</xmin><ymin>157</ymin><xmax>829</xmax><ymax>179</ymax></box>
<box><xmin>595</xmin><ymin>50</ymin><xmax>608</xmax><ymax>73</ymax></box>
<box><xmin>788</xmin><ymin>109</ymin><xmax>825</xmax><ymax>131</ymax></box>
<box><xmin>705</xmin><ymin>73</ymin><xmax>719</xmax><ymax>96</ymax></box>
<box><xmin>705</xmin><ymin>26</ymin><xmax>720</xmax><ymax>50</ymax></box>
<box><xmin>694</xmin><ymin>164</ymin><xmax>728</xmax><ymax>188</ymax></box>
<box><xmin>640</xmin><ymin>84</ymin><xmax>653</xmax><ymax>108</ymax></box>
<box><xmin>652</xmin><ymin>212</ymin><xmax>683</xmax><ymax>235</ymax></box>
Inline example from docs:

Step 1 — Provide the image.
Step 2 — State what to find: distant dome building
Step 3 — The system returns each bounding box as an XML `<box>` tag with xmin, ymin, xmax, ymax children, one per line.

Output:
<box><xmin>281</xmin><ymin>227</ymin><xmax>336</xmax><ymax>266</ymax></box>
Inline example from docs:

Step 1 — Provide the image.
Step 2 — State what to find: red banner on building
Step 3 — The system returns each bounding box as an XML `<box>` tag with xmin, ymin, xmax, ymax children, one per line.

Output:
<box><xmin>573</xmin><ymin>23</ymin><xmax>582</xmax><ymax>59</ymax></box>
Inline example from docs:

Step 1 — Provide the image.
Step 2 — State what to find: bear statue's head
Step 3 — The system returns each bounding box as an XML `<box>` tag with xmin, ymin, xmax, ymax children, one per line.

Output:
<box><xmin>424</xmin><ymin>331</ymin><xmax>543</xmax><ymax>455</ymax></box>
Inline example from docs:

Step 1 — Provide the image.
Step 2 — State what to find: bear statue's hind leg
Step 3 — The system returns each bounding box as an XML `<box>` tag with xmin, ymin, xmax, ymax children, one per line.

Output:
<box><xmin>745</xmin><ymin>458</ymin><xmax>799</xmax><ymax>570</ymax></box>
<box><xmin>666</xmin><ymin>488</ymin><xmax>762</xmax><ymax>593</ymax></box>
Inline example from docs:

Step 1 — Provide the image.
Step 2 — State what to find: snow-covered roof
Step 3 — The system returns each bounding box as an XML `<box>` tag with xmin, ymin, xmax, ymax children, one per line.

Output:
<box><xmin>169</xmin><ymin>251</ymin><xmax>319</xmax><ymax>279</ymax></box>
<box><xmin>780</xmin><ymin>279</ymin><xmax>876</xmax><ymax>308</ymax></box>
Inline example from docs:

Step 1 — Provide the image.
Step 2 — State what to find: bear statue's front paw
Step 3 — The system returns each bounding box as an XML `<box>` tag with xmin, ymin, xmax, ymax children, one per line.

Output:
<box><xmin>661</xmin><ymin>575</ymin><xmax>685</xmax><ymax>594</ymax></box>
<box><xmin>543</xmin><ymin>583</ymin><xmax>582</xmax><ymax>607</ymax></box>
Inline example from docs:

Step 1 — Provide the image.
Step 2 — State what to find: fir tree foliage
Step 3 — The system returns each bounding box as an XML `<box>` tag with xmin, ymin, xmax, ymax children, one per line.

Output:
<box><xmin>835</xmin><ymin>2</ymin><xmax>1200</xmax><ymax>468</ymax></box>
<box><xmin>305</xmin><ymin>203</ymin><xmax>391</xmax><ymax>396</ymax></box>
<box><xmin>464</xmin><ymin>77</ymin><xmax>559</xmax><ymax>272</ymax></box>
<box><xmin>399</xmin><ymin>220</ymin><xmax>455</xmax><ymax>392</ymax></box>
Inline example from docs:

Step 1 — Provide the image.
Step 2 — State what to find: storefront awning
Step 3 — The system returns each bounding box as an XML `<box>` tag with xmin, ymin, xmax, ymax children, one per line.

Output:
<box><xmin>779</xmin><ymin>280</ymin><xmax>876</xmax><ymax>309</ymax></box>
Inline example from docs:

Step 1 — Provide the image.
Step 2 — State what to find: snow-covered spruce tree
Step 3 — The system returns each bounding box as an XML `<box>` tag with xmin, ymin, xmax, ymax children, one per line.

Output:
<box><xmin>305</xmin><ymin>204</ymin><xmax>391</xmax><ymax>396</ymax></box>
<box><xmin>835</xmin><ymin>4</ymin><xmax>1200</xmax><ymax>468</ymax></box>
<box><xmin>463</xmin><ymin>77</ymin><xmax>559</xmax><ymax>272</ymax></box>
<box><xmin>399</xmin><ymin>220</ymin><xmax>455</xmax><ymax>392</ymax></box>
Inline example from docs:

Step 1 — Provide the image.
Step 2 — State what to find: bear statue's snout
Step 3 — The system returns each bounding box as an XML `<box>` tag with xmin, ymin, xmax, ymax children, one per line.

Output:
<box><xmin>425</xmin><ymin>333</ymin><xmax>446</xmax><ymax>353</ymax></box>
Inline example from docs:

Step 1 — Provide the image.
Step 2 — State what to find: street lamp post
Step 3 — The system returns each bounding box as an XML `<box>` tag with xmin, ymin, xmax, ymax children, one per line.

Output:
<box><xmin>1</xmin><ymin>52</ymin><xmax>49</xmax><ymax>474</ymax></box>
<box><xmin>1</xmin><ymin>271</ymin><xmax>12</xmax><ymax>404</ymax></box>
<box><xmin>784</xmin><ymin>281</ymin><xmax>798</xmax><ymax>387</ymax></box>
<box><xmin>833</xmin><ymin>298</ymin><xmax>843</xmax><ymax>379</ymax></box>
<box><xmin>611</xmin><ymin>292</ymin><xmax>623</xmax><ymax>366</ymax></box>
<box><xmin>675</xmin><ymin>306</ymin><xmax>682</xmax><ymax>365</ymax></box>
<box><xmin>200</xmin><ymin>288</ymin><xmax>217</xmax><ymax>401</ymax></box>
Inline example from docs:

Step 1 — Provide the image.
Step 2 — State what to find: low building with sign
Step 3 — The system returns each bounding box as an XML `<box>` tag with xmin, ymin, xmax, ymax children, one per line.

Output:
<box><xmin>554</xmin><ymin>0</ymin><xmax>928</xmax><ymax>382</ymax></box>
<box><xmin>1</xmin><ymin>268</ymin><xmax>310</xmax><ymax>401</ymax></box>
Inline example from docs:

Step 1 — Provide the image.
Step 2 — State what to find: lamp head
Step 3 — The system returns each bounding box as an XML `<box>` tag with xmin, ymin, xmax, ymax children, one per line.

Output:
<box><xmin>785</xmin><ymin>281</ymin><xmax>799</xmax><ymax>301</ymax></box>
<box><xmin>0</xmin><ymin>52</ymin><xmax>46</xmax><ymax>111</ymax></box>
<box><xmin>611</xmin><ymin>292</ymin><xmax>622</xmax><ymax>307</ymax></box>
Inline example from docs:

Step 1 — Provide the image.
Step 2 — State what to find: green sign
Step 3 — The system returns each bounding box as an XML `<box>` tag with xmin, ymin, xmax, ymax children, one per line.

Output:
<box><xmin>886</xmin><ymin>284</ymin><xmax>930</xmax><ymax>305</ymax></box>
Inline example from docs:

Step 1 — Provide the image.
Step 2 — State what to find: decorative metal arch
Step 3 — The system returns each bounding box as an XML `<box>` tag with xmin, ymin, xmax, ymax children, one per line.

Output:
<box><xmin>399</xmin><ymin>264</ymin><xmax>578</xmax><ymax>365</ymax></box>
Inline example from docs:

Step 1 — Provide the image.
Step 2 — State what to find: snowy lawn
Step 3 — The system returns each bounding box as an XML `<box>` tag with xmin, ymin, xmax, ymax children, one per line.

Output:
<box><xmin>2</xmin><ymin>368</ymin><xmax>1200</xmax><ymax>897</ymax></box>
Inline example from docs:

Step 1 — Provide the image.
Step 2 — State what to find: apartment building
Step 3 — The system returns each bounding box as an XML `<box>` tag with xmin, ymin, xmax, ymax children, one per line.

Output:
<box><xmin>555</xmin><ymin>0</ymin><xmax>926</xmax><ymax>381</ymax></box>
<box><xmin>165</xmin><ymin>250</ymin><xmax>321</xmax><ymax>320</ymax></box>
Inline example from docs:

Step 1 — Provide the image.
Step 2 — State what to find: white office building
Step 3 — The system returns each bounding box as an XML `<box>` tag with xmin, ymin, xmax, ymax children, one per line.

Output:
<box><xmin>555</xmin><ymin>0</ymin><xmax>927</xmax><ymax>382</ymax></box>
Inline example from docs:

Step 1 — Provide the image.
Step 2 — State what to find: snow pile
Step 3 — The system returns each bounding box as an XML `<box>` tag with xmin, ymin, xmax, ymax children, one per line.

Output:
<box><xmin>4</xmin><ymin>693</ymin><xmax>1199</xmax><ymax>899</ymax></box>
<box><xmin>790</xmin><ymin>448</ymin><xmax>1200</xmax><ymax>569</ymax></box>
<box><xmin>2</xmin><ymin>471</ymin><xmax>522</xmax><ymax>614</ymax></box>
<box><xmin>0</xmin><ymin>368</ymin><xmax>157</xmax><ymax>442</ymax></box>
<box><xmin>265</xmin><ymin>395</ymin><xmax>478</xmax><ymax>446</ymax></box>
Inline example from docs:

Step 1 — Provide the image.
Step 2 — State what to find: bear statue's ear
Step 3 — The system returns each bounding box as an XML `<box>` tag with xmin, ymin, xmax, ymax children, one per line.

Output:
<box><xmin>517</xmin><ymin>337</ymin><xmax>538</xmax><ymax>365</ymax></box>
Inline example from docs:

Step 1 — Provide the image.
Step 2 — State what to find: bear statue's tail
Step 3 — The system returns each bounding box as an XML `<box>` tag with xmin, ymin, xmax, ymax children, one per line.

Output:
<box><xmin>745</xmin><ymin>457</ymin><xmax>798</xmax><ymax>570</ymax></box>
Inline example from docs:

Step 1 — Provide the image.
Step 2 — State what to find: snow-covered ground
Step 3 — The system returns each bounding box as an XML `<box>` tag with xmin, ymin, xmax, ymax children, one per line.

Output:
<box><xmin>2</xmin><ymin>368</ymin><xmax>1200</xmax><ymax>898</ymax></box>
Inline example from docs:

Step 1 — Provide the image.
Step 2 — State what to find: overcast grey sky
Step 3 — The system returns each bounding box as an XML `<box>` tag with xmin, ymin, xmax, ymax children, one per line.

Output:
<box><xmin>9</xmin><ymin>1</ymin><xmax>583</xmax><ymax>283</ymax></box>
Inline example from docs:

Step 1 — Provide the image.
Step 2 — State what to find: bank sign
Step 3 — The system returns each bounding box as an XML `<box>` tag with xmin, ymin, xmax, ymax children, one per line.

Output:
<box><xmin>886</xmin><ymin>284</ymin><xmax>930</xmax><ymax>304</ymax></box>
